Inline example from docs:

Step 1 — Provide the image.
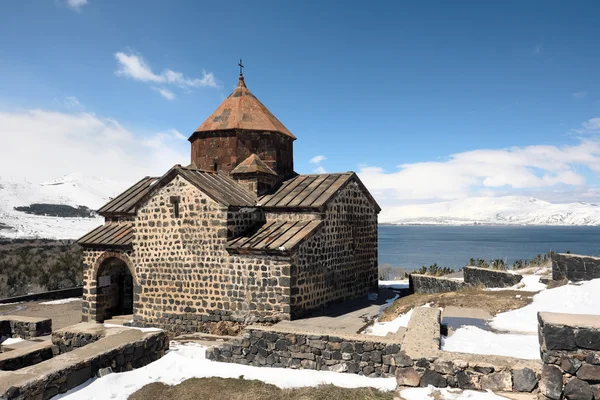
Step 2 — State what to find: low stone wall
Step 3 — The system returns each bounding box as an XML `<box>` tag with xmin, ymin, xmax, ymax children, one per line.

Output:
<box><xmin>463</xmin><ymin>266</ymin><xmax>522</xmax><ymax>288</ymax></box>
<box><xmin>409</xmin><ymin>274</ymin><xmax>465</xmax><ymax>294</ymax></box>
<box><xmin>0</xmin><ymin>316</ymin><xmax>52</xmax><ymax>339</ymax></box>
<box><xmin>394</xmin><ymin>307</ymin><xmax>541</xmax><ymax>394</ymax></box>
<box><xmin>552</xmin><ymin>253</ymin><xmax>600</xmax><ymax>282</ymax></box>
<box><xmin>0</xmin><ymin>343</ymin><xmax>54</xmax><ymax>371</ymax></box>
<box><xmin>206</xmin><ymin>326</ymin><xmax>403</xmax><ymax>377</ymax></box>
<box><xmin>0</xmin><ymin>327</ymin><xmax>169</xmax><ymax>400</ymax></box>
<box><xmin>51</xmin><ymin>329</ymin><xmax>102</xmax><ymax>354</ymax></box>
<box><xmin>538</xmin><ymin>312</ymin><xmax>600</xmax><ymax>399</ymax></box>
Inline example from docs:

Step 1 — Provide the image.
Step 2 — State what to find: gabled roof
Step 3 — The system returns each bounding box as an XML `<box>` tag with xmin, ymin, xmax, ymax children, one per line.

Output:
<box><xmin>227</xmin><ymin>220</ymin><xmax>322</xmax><ymax>254</ymax></box>
<box><xmin>176</xmin><ymin>166</ymin><xmax>257</xmax><ymax>206</ymax></box>
<box><xmin>77</xmin><ymin>222</ymin><xmax>133</xmax><ymax>247</ymax></box>
<box><xmin>98</xmin><ymin>177</ymin><xmax>159</xmax><ymax>216</ymax></box>
<box><xmin>231</xmin><ymin>154</ymin><xmax>277</xmax><ymax>175</ymax></box>
<box><xmin>258</xmin><ymin>172</ymin><xmax>381</xmax><ymax>212</ymax></box>
<box><xmin>191</xmin><ymin>75</ymin><xmax>295</xmax><ymax>140</ymax></box>
<box><xmin>97</xmin><ymin>165</ymin><xmax>257</xmax><ymax>217</ymax></box>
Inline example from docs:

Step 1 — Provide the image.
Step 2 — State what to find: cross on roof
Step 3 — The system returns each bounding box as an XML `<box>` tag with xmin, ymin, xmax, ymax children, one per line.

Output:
<box><xmin>238</xmin><ymin>59</ymin><xmax>244</xmax><ymax>76</ymax></box>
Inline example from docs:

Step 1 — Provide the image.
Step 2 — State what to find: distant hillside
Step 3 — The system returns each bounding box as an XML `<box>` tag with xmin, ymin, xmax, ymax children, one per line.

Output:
<box><xmin>380</xmin><ymin>196</ymin><xmax>600</xmax><ymax>226</ymax></box>
<box><xmin>0</xmin><ymin>239</ymin><xmax>83</xmax><ymax>298</ymax></box>
<box><xmin>0</xmin><ymin>173</ymin><xmax>129</xmax><ymax>239</ymax></box>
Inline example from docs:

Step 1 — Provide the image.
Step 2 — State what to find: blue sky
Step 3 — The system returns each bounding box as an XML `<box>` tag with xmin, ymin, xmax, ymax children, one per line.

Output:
<box><xmin>1</xmin><ymin>0</ymin><xmax>599</xmax><ymax>209</ymax></box>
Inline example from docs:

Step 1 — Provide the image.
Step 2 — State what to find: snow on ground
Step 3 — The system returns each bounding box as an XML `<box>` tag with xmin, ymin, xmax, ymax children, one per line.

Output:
<box><xmin>1</xmin><ymin>337</ymin><xmax>24</xmax><ymax>345</ymax></box>
<box><xmin>55</xmin><ymin>342</ymin><xmax>397</xmax><ymax>400</ymax></box>
<box><xmin>490</xmin><ymin>278</ymin><xmax>600</xmax><ymax>333</ymax></box>
<box><xmin>401</xmin><ymin>386</ymin><xmax>509</xmax><ymax>400</ymax></box>
<box><xmin>441</xmin><ymin>326</ymin><xmax>539</xmax><ymax>359</ymax></box>
<box><xmin>39</xmin><ymin>298</ymin><xmax>82</xmax><ymax>305</ymax></box>
<box><xmin>379</xmin><ymin>280</ymin><xmax>409</xmax><ymax>289</ymax></box>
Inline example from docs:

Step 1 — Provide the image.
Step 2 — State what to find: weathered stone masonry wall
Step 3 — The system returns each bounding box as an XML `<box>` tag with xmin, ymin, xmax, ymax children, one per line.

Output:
<box><xmin>538</xmin><ymin>312</ymin><xmax>600</xmax><ymax>400</ymax></box>
<box><xmin>463</xmin><ymin>266</ymin><xmax>522</xmax><ymax>288</ymax></box>
<box><xmin>131</xmin><ymin>176</ymin><xmax>290</xmax><ymax>332</ymax></box>
<box><xmin>0</xmin><ymin>316</ymin><xmax>51</xmax><ymax>339</ymax></box>
<box><xmin>552</xmin><ymin>253</ymin><xmax>600</xmax><ymax>282</ymax></box>
<box><xmin>206</xmin><ymin>327</ymin><xmax>402</xmax><ymax>377</ymax></box>
<box><xmin>81</xmin><ymin>247</ymin><xmax>135</xmax><ymax>323</ymax></box>
<box><xmin>0</xmin><ymin>330</ymin><xmax>168</xmax><ymax>400</ymax></box>
<box><xmin>289</xmin><ymin>182</ymin><xmax>378</xmax><ymax>317</ymax></box>
<box><xmin>409</xmin><ymin>274</ymin><xmax>465</xmax><ymax>294</ymax></box>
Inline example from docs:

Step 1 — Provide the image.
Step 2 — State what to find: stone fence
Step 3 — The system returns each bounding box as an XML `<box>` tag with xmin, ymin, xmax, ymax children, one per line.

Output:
<box><xmin>0</xmin><ymin>326</ymin><xmax>168</xmax><ymax>400</ymax></box>
<box><xmin>206</xmin><ymin>326</ymin><xmax>402</xmax><ymax>377</ymax></box>
<box><xmin>552</xmin><ymin>253</ymin><xmax>600</xmax><ymax>282</ymax></box>
<box><xmin>208</xmin><ymin>307</ymin><xmax>542</xmax><ymax>395</ymax></box>
<box><xmin>408</xmin><ymin>274</ymin><xmax>465</xmax><ymax>294</ymax></box>
<box><xmin>538</xmin><ymin>312</ymin><xmax>600</xmax><ymax>400</ymax></box>
<box><xmin>462</xmin><ymin>266</ymin><xmax>522</xmax><ymax>288</ymax></box>
<box><xmin>409</xmin><ymin>267</ymin><xmax>524</xmax><ymax>294</ymax></box>
<box><xmin>0</xmin><ymin>316</ymin><xmax>51</xmax><ymax>339</ymax></box>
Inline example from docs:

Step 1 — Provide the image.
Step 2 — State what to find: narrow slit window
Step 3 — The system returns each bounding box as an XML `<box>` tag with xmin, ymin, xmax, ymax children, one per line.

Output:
<box><xmin>213</xmin><ymin>162</ymin><xmax>218</xmax><ymax>171</ymax></box>
<box><xmin>170</xmin><ymin>196</ymin><xmax>180</xmax><ymax>218</ymax></box>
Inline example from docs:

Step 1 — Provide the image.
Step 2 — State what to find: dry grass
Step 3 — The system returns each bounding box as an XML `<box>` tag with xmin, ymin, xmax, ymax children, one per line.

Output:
<box><xmin>129</xmin><ymin>377</ymin><xmax>393</xmax><ymax>400</ymax></box>
<box><xmin>380</xmin><ymin>288</ymin><xmax>537</xmax><ymax>322</ymax></box>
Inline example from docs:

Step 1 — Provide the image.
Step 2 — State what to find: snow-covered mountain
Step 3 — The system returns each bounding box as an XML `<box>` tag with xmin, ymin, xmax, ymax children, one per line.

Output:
<box><xmin>380</xmin><ymin>196</ymin><xmax>600</xmax><ymax>226</ymax></box>
<box><xmin>3</xmin><ymin>173</ymin><xmax>600</xmax><ymax>239</ymax></box>
<box><xmin>0</xmin><ymin>173</ymin><xmax>129</xmax><ymax>239</ymax></box>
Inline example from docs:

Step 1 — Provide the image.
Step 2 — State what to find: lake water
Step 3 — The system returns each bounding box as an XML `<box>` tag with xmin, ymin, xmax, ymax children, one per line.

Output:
<box><xmin>378</xmin><ymin>225</ymin><xmax>600</xmax><ymax>269</ymax></box>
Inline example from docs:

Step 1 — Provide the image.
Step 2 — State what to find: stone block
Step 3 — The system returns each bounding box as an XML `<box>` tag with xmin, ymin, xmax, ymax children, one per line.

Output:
<box><xmin>544</xmin><ymin>324</ymin><xmax>577</xmax><ymax>351</ymax></box>
<box><xmin>512</xmin><ymin>368</ymin><xmax>538</xmax><ymax>392</ymax></box>
<box><xmin>564</xmin><ymin>378</ymin><xmax>593</xmax><ymax>400</ymax></box>
<box><xmin>562</xmin><ymin>357</ymin><xmax>583</xmax><ymax>374</ymax></box>
<box><xmin>420</xmin><ymin>370</ymin><xmax>446</xmax><ymax>388</ymax></box>
<box><xmin>480</xmin><ymin>371</ymin><xmax>512</xmax><ymax>392</ymax></box>
<box><xmin>577</xmin><ymin>364</ymin><xmax>600</xmax><ymax>381</ymax></box>
<box><xmin>394</xmin><ymin>352</ymin><xmax>413</xmax><ymax>367</ymax></box>
<box><xmin>396</xmin><ymin>367</ymin><xmax>420</xmax><ymax>387</ymax></box>
<box><xmin>540</xmin><ymin>365</ymin><xmax>564</xmax><ymax>400</ymax></box>
<box><xmin>576</xmin><ymin>329</ymin><xmax>600</xmax><ymax>351</ymax></box>
<box><xmin>586</xmin><ymin>353</ymin><xmax>600</xmax><ymax>365</ymax></box>
<box><xmin>456</xmin><ymin>370</ymin><xmax>480</xmax><ymax>390</ymax></box>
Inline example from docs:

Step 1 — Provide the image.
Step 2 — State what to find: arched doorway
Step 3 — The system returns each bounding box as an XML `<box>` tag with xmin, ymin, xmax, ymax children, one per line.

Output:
<box><xmin>95</xmin><ymin>257</ymin><xmax>133</xmax><ymax>322</ymax></box>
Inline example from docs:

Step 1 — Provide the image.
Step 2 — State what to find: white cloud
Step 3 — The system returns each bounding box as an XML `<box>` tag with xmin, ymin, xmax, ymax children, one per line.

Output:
<box><xmin>533</xmin><ymin>45</ymin><xmax>542</xmax><ymax>55</ymax></box>
<box><xmin>114</xmin><ymin>51</ymin><xmax>217</xmax><ymax>100</ymax></box>
<box><xmin>66</xmin><ymin>0</ymin><xmax>88</xmax><ymax>12</ymax></box>
<box><xmin>152</xmin><ymin>87</ymin><xmax>176</xmax><ymax>101</ymax></box>
<box><xmin>63</xmin><ymin>96</ymin><xmax>83</xmax><ymax>109</ymax></box>
<box><xmin>309</xmin><ymin>155</ymin><xmax>326</xmax><ymax>164</ymax></box>
<box><xmin>358</xmin><ymin>136</ymin><xmax>600</xmax><ymax>206</ymax></box>
<box><xmin>572</xmin><ymin>91</ymin><xmax>587</xmax><ymax>99</ymax></box>
<box><xmin>573</xmin><ymin>118</ymin><xmax>600</xmax><ymax>134</ymax></box>
<box><xmin>314</xmin><ymin>166</ymin><xmax>326</xmax><ymax>174</ymax></box>
<box><xmin>0</xmin><ymin>109</ymin><xmax>187</xmax><ymax>183</ymax></box>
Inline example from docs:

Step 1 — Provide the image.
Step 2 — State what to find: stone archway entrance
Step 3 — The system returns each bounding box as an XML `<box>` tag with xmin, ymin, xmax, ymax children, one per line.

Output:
<box><xmin>95</xmin><ymin>257</ymin><xmax>134</xmax><ymax>322</ymax></box>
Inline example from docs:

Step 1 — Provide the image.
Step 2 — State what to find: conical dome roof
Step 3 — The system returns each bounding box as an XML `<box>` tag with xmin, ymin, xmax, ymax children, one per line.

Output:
<box><xmin>193</xmin><ymin>75</ymin><xmax>295</xmax><ymax>139</ymax></box>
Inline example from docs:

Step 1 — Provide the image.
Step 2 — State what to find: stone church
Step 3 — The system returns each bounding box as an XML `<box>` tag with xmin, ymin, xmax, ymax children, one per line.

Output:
<box><xmin>77</xmin><ymin>71</ymin><xmax>380</xmax><ymax>332</ymax></box>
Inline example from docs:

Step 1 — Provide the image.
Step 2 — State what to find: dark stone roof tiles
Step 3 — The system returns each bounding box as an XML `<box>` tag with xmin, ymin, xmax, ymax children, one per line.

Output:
<box><xmin>98</xmin><ymin>177</ymin><xmax>158</xmax><ymax>216</ymax></box>
<box><xmin>77</xmin><ymin>223</ymin><xmax>133</xmax><ymax>247</ymax></box>
<box><xmin>227</xmin><ymin>220</ymin><xmax>323</xmax><ymax>254</ymax></box>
